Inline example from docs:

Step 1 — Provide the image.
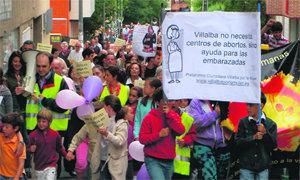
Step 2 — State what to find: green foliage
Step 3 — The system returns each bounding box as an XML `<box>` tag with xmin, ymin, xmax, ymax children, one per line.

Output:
<box><xmin>83</xmin><ymin>0</ymin><xmax>166</xmax><ymax>39</ymax></box>
<box><xmin>123</xmin><ymin>0</ymin><xmax>167</xmax><ymax>25</ymax></box>
<box><xmin>208</xmin><ymin>2</ymin><xmax>225</xmax><ymax>11</ymax></box>
<box><xmin>190</xmin><ymin>0</ymin><xmax>269</xmax><ymax>28</ymax></box>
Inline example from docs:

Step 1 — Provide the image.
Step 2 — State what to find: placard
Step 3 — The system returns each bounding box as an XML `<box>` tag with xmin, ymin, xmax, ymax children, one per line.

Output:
<box><xmin>37</xmin><ymin>43</ymin><xmax>53</xmax><ymax>53</ymax></box>
<box><xmin>134</xmin><ymin>80</ymin><xmax>145</xmax><ymax>88</ymax></box>
<box><xmin>132</xmin><ymin>25</ymin><xmax>159</xmax><ymax>57</ymax></box>
<box><xmin>69</xmin><ymin>39</ymin><xmax>78</xmax><ymax>46</ymax></box>
<box><xmin>74</xmin><ymin>61</ymin><xmax>93</xmax><ymax>77</ymax></box>
<box><xmin>162</xmin><ymin>12</ymin><xmax>261</xmax><ymax>103</ymax></box>
<box><xmin>114</xmin><ymin>38</ymin><xmax>126</xmax><ymax>47</ymax></box>
<box><xmin>81</xmin><ymin>108</ymin><xmax>110</xmax><ymax>131</ymax></box>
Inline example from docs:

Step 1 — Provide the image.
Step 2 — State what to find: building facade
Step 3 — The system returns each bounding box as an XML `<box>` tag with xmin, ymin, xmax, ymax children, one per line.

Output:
<box><xmin>266</xmin><ymin>0</ymin><xmax>300</xmax><ymax>42</ymax></box>
<box><xmin>0</xmin><ymin>0</ymin><xmax>51</xmax><ymax>68</ymax></box>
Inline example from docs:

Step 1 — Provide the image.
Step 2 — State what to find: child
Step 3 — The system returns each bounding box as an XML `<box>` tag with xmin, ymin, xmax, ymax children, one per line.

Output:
<box><xmin>133</xmin><ymin>77</ymin><xmax>161</xmax><ymax>139</ymax></box>
<box><xmin>168</xmin><ymin>99</ymin><xmax>196</xmax><ymax>179</ymax></box>
<box><xmin>99</xmin><ymin>106</ymin><xmax>132</xmax><ymax>180</ymax></box>
<box><xmin>126</xmin><ymin>86</ymin><xmax>143</xmax><ymax>127</ymax></box>
<box><xmin>235</xmin><ymin>92</ymin><xmax>277</xmax><ymax>179</ymax></box>
<box><xmin>66</xmin><ymin>109</ymin><xmax>99</xmax><ymax>180</ymax></box>
<box><xmin>27</xmin><ymin>109</ymin><xmax>67</xmax><ymax>180</ymax></box>
<box><xmin>0</xmin><ymin>112</ymin><xmax>26</xmax><ymax>180</ymax></box>
<box><xmin>179</xmin><ymin>99</ymin><xmax>191</xmax><ymax>113</ymax></box>
<box><xmin>91</xmin><ymin>95</ymin><xmax>122</xmax><ymax>180</ymax></box>
<box><xmin>139</xmin><ymin>87</ymin><xmax>185</xmax><ymax>180</ymax></box>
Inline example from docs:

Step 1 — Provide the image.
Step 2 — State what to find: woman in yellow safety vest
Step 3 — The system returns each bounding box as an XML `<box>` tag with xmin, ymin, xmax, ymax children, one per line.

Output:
<box><xmin>99</xmin><ymin>66</ymin><xmax>129</xmax><ymax>106</ymax></box>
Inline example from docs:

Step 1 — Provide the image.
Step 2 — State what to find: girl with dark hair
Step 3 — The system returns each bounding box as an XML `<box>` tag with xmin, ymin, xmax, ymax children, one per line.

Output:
<box><xmin>4</xmin><ymin>51</ymin><xmax>27</xmax><ymax>113</ymax></box>
<box><xmin>93</xmin><ymin>95</ymin><xmax>129</xmax><ymax>180</ymax></box>
<box><xmin>126</xmin><ymin>63</ymin><xmax>142</xmax><ymax>88</ymax></box>
<box><xmin>99</xmin><ymin>66</ymin><xmax>129</xmax><ymax>106</ymax></box>
<box><xmin>139</xmin><ymin>87</ymin><xmax>185</xmax><ymax>180</ymax></box>
<box><xmin>126</xmin><ymin>86</ymin><xmax>143</xmax><ymax>127</ymax></box>
<box><xmin>133</xmin><ymin>77</ymin><xmax>161</xmax><ymax>139</ymax></box>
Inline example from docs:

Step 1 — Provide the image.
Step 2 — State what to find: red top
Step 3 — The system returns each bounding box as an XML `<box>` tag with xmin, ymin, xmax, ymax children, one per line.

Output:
<box><xmin>139</xmin><ymin>108</ymin><xmax>185</xmax><ymax>159</ymax></box>
<box><xmin>27</xmin><ymin>128</ymin><xmax>67</xmax><ymax>171</ymax></box>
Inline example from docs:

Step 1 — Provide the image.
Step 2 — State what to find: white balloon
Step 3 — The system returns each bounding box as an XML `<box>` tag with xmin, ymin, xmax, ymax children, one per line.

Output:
<box><xmin>128</xmin><ymin>141</ymin><xmax>145</xmax><ymax>162</ymax></box>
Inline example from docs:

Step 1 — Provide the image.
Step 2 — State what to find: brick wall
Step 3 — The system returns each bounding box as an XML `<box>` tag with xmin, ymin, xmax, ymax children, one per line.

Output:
<box><xmin>266</xmin><ymin>0</ymin><xmax>300</xmax><ymax>18</ymax></box>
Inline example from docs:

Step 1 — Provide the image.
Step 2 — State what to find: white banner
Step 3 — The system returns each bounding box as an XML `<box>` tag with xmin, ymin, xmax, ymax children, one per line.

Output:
<box><xmin>162</xmin><ymin>12</ymin><xmax>261</xmax><ymax>103</ymax></box>
<box><xmin>132</xmin><ymin>25</ymin><xmax>159</xmax><ymax>57</ymax></box>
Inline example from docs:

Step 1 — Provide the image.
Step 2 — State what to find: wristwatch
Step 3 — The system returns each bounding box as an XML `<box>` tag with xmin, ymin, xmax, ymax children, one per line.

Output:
<box><xmin>18</xmin><ymin>141</ymin><xmax>25</xmax><ymax>145</ymax></box>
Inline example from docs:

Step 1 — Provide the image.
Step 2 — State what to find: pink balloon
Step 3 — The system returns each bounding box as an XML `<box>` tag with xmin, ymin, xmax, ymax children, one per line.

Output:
<box><xmin>76</xmin><ymin>103</ymin><xmax>95</xmax><ymax>120</ymax></box>
<box><xmin>83</xmin><ymin>76</ymin><xmax>103</xmax><ymax>103</ymax></box>
<box><xmin>56</xmin><ymin>90</ymin><xmax>85</xmax><ymax>109</ymax></box>
<box><xmin>64</xmin><ymin>77</ymin><xmax>76</xmax><ymax>92</ymax></box>
<box><xmin>129</xmin><ymin>141</ymin><xmax>145</xmax><ymax>162</ymax></box>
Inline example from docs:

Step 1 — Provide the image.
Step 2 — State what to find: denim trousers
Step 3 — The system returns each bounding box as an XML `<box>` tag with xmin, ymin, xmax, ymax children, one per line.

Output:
<box><xmin>0</xmin><ymin>174</ymin><xmax>25</xmax><ymax>180</ymax></box>
<box><xmin>240</xmin><ymin>169</ymin><xmax>268</xmax><ymax>180</ymax></box>
<box><xmin>145</xmin><ymin>156</ymin><xmax>174</xmax><ymax>180</ymax></box>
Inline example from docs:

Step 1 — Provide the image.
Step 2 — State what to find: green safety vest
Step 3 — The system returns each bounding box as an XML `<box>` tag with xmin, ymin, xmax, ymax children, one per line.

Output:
<box><xmin>99</xmin><ymin>84</ymin><xmax>129</xmax><ymax>106</ymax></box>
<box><xmin>174</xmin><ymin>112</ymin><xmax>194</xmax><ymax>176</ymax></box>
<box><xmin>26</xmin><ymin>74</ymin><xmax>69</xmax><ymax>131</ymax></box>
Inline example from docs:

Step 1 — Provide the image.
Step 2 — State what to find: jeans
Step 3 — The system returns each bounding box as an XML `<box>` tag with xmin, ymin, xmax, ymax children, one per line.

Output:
<box><xmin>240</xmin><ymin>169</ymin><xmax>268</xmax><ymax>180</ymax></box>
<box><xmin>145</xmin><ymin>156</ymin><xmax>174</xmax><ymax>180</ymax></box>
<box><xmin>0</xmin><ymin>174</ymin><xmax>25</xmax><ymax>180</ymax></box>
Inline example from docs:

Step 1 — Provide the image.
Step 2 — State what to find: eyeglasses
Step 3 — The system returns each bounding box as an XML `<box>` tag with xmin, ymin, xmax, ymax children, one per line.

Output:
<box><xmin>75</xmin><ymin>46</ymin><xmax>81</xmax><ymax>47</ymax></box>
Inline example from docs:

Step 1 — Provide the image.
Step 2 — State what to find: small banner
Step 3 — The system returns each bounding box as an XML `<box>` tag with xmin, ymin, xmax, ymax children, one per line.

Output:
<box><xmin>81</xmin><ymin>108</ymin><xmax>111</xmax><ymax>131</ymax></box>
<box><xmin>74</xmin><ymin>61</ymin><xmax>93</xmax><ymax>77</ymax></box>
<box><xmin>132</xmin><ymin>25</ymin><xmax>159</xmax><ymax>57</ymax></box>
<box><xmin>37</xmin><ymin>43</ymin><xmax>52</xmax><ymax>53</ymax></box>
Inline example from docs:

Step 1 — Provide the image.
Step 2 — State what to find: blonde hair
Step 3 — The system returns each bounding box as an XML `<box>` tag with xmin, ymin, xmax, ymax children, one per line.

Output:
<box><xmin>37</xmin><ymin>109</ymin><xmax>53</xmax><ymax>123</ymax></box>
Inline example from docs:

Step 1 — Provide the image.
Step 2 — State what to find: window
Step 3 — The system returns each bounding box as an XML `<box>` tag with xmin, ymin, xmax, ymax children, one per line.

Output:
<box><xmin>0</xmin><ymin>0</ymin><xmax>12</xmax><ymax>21</ymax></box>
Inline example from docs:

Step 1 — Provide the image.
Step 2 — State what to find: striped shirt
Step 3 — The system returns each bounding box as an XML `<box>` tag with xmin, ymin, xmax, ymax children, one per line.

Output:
<box><xmin>263</xmin><ymin>34</ymin><xmax>289</xmax><ymax>49</ymax></box>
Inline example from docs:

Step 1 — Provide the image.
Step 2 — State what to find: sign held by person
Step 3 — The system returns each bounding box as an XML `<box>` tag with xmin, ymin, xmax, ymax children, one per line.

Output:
<box><xmin>37</xmin><ymin>43</ymin><xmax>52</xmax><ymax>53</ymax></box>
<box><xmin>132</xmin><ymin>25</ymin><xmax>159</xmax><ymax>57</ymax></box>
<box><xmin>162</xmin><ymin>12</ymin><xmax>261</xmax><ymax>103</ymax></box>
<box><xmin>82</xmin><ymin>108</ymin><xmax>111</xmax><ymax>131</ymax></box>
<box><xmin>74</xmin><ymin>61</ymin><xmax>93</xmax><ymax>77</ymax></box>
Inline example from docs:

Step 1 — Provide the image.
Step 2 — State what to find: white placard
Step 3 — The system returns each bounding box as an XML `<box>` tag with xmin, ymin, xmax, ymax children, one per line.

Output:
<box><xmin>162</xmin><ymin>12</ymin><xmax>261</xmax><ymax>103</ymax></box>
<box><xmin>132</xmin><ymin>25</ymin><xmax>159</xmax><ymax>57</ymax></box>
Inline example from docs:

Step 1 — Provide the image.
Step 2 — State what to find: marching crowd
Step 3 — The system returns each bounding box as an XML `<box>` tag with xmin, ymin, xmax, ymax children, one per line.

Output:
<box><xmin>0</xmin><ymin>19</ymin><xmax>288</xmax><ymax>180</ymax></box>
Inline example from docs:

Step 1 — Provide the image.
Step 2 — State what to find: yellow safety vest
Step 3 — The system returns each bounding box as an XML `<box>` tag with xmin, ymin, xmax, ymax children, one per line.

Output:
<box><xmin>174</xmin><ymin>112</ymin><xmax>194</xmax><ymax>176</ymax></box>
<box><xmin>99</xmin><ymin>84</ymin><xmax>129</xmax><ymax>106</ymax></box>
<box><xmin>26</xmin><ymin>74</ymin><xmax>69</xmax><ymax>131</ymax></box>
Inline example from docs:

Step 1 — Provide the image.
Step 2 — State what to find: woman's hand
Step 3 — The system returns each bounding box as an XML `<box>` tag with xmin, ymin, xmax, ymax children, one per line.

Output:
<box><xmin>15</xmin><ymin>84</ymin><xmax>25</xmax><ymax>95</ymax></box>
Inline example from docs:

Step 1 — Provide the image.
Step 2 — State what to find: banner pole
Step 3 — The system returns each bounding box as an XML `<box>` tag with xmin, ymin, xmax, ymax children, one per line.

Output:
<box><xmin>259</xmin><ymin>103</ymin><xmax>262</xmax><ymax>124</ymax></box>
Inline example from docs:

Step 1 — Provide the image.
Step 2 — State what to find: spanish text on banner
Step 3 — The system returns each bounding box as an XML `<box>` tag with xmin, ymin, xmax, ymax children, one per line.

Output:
<box><xmin>162</xmin><ymin>12</ymin><xmax>261</xmax><ymax>103</ymax></box>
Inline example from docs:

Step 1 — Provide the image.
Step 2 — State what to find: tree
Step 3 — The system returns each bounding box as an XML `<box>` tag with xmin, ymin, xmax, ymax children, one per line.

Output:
<box><xmin>123</xmin><ymin>0</ymin><xmax>167</xmax><ymax>25</ymax></box>
<box><xmin>83</xmin><ymin>0</ymin><xmax>167</xmax><ymax>40</ymax></box>
<box><xmin>83</xmin><ymin>0</ymin><xmax>119</xmax><ymax>40</ymax></box>
<box><xmin>189</xmin><ymin>0</ymin><xmax>269</xmax><ymax>28</ymax></box>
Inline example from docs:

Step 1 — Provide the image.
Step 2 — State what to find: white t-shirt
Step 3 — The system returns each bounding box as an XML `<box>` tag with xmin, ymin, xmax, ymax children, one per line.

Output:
<box><xmin>68</xmin><ymin>49</ymin><xmax>83</xmax><ymax>63</ymax></box>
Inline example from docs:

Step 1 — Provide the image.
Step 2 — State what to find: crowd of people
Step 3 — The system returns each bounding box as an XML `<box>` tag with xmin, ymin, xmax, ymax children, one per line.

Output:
<box><xmin>0</xmin><ymin>19</ymin><xmax>291</xmax><ymax>180</ymax></box>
